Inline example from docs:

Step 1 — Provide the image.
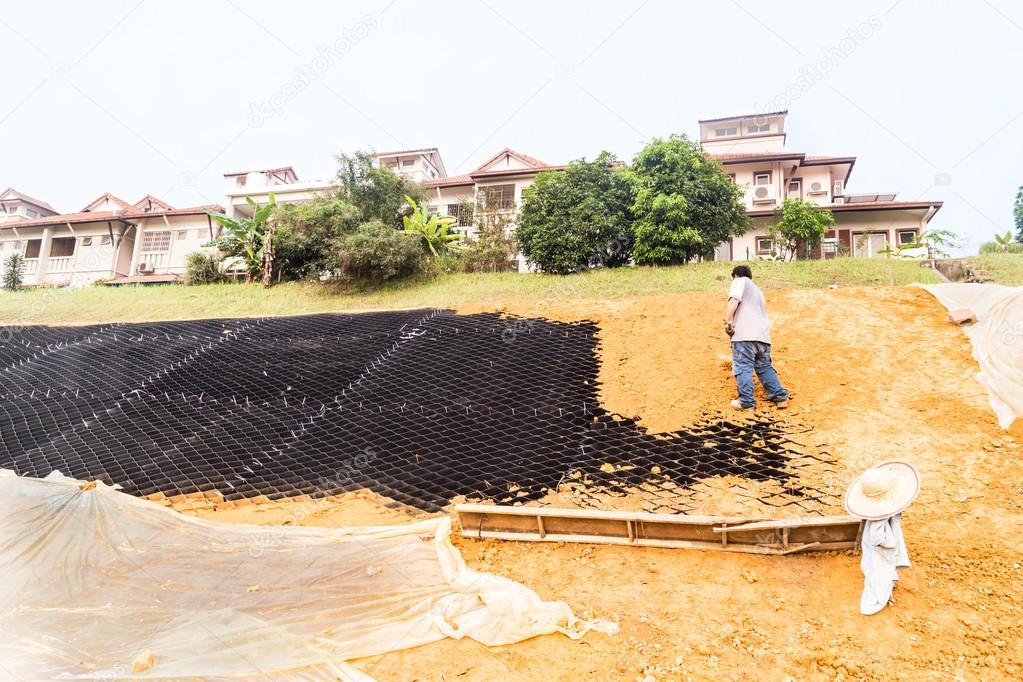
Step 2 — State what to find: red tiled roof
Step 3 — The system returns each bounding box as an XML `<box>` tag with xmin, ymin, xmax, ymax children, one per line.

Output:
<box><xmin>0</xmin><ymin>187</ymin><xmax>57</xmax><ymax>213</ymax></box>
<box><xmin>0</xmin><ymin>204</ymin><xmax>224</xmax><ymax>229</ymax></box>
<box><xmin>133</xmin><ymin>195</ymin><xmax>174</xmax><ymax>211</ymax></box>
<box><xmin>699</xmin><ymin>111</ymin><xmax>788</xmax><ymax>124</ymax></box>
<box><xmin>422</xmin><ymin>174</ymin><xmax>474</xmax><ymax>189</ymax></box>
<box><xmin>802</xmin><ymin>155</ymin><xmax>856</xmax><ymax>165</ymax></box>
<box><xmin>470</xmin><ymin>148</ymin><xmax>551</xmax><ymax>175</ymax></box>
<box><xmin>81</xmin><ymin>193</ymin><xmax>132</xmax><ymax>212</ymax></box>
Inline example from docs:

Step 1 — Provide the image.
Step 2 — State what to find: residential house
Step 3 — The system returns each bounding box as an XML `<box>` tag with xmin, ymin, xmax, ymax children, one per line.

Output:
<box><xmin>0</xmin><ymin>187</ymin><xmax>59</xmax><ymax>223</ymax></box>
<box><xmin>700</xmin><ymin>111</ymin><xmax>942</xmax><ymax>260</ymax></box>
<box><xmin>0</xmin><ymin>193</ymin><xmax>222</xmax><ymax>286</ymax></box>
<box><xmin>223</xmin><ymin>166</ymin><xmax>340</xmax><ymax>219</ymax></box>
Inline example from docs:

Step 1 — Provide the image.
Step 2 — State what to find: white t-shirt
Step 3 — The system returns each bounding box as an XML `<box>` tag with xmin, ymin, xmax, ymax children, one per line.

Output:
<box><xmin>728</xmin><ymin>277</ymin><xmax>772</xmax><ymax>344</ymax></box>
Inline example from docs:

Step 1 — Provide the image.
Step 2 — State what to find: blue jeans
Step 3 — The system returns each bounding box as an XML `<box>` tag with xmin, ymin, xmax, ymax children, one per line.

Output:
<box><xmin>731</xmin><ymin>340</ymin><xmax>788</xmax><ymax>408</ymax></box>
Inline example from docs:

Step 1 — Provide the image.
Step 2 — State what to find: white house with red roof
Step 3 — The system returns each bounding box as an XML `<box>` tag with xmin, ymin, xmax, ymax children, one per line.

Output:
<box><xmin>0</xmin><ymin>188</ymin><xmax>59</xmax><ymax>224</ymax></box>
<box><xmin>0</xmin><ymin>192</ymin><xmax>222</xmax><ymax>286</ymax></box>
<box><xmin>700</xmin><ymin>111</ymin><xmax>942</xmax><ymax>260</ymax></box>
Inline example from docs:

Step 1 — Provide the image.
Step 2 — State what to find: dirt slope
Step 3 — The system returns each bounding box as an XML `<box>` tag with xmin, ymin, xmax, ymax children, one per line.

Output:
<box><xmin>188</xmin><ymin>286</ymin><xmax>1023</xmax><ymax>681</ymax></box>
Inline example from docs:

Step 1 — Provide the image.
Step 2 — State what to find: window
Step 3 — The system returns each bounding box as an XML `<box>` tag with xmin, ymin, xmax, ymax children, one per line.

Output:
<box><xmin>754</xmin><ymin>172</ymin><xmax>771</xmax><ymax>185</ymax></box>
<box><xmin>714</xmin><ymin>127</ymin><xmax>738</xmax><ymax>137</ymax></box>
<box><xmin>81</xmin><ymin>236</ymin><xmax>93</xmax><ymax>247</ymax></box>
<box><xmin>24</xmin><ymin>239</ymin><xmax>41</xmax><ymax>258</ymax></box>
<box><xmin>898</xmin><ymin>230</ymin><xmax>918</xmax><ymax>246</ymax></box>
<box><xmin>727</xmin><ymin>173</ymin><xmax>736</xmax><ymax>183</ymax></box>
<box><xmin>748</xmin><ymin>123</ymin><xmax>770</xmax><ymax>133</ymax></box>
<box><xmin>5</xmin><ymin>206</ymin><xmax>17</xmax><ymax>215</ymax></box>
<box><xmin>49</xmin><ymin>237</ymin><xmax>76</xmax><ymax>257</ymax></box>
<box><xmin>176</xmin><ymin>230</ymin><xmax>189</xmax><ymax>240</ymax></box>
<box><xmin>787</xmin><ymin>179</ymin><xmax>801</xmax><ymax>197</ymax></box>
<box><xmin>26</xmin><ymin>209</ymin><xmax>37</xmax><ymax>218</ymax></box>
<box><xmin>100</xmin><ymin>235</ymin><xmax>112</xmax><ymax>245</ymax></box>
<box><xmin>402</xmin><ymin>159</ymin><xmax>414</xmax><ymax>167</ymax></box>
<box><xmin>756</xmin><ymin>237</ymin><xmax>774</xmax><ymax>254</ymax></box>
<box><xmin>140</xmin><ymin>230</ymin><xmax>172</xmax><ymax>253</ymax></box>
<box><xmin>479</xmin><ymin>184</ymin><xmax>516</xmax><ymax>210</ymax></box>
<box><xmin>447</xmin><ymin>203</ymin><xmax>473</xmax><ymax>226</ymax></box>
<box><xmin>388</xmin><ymin>162</ymin><xmax>398</xmax><ymax>169</ymax></box>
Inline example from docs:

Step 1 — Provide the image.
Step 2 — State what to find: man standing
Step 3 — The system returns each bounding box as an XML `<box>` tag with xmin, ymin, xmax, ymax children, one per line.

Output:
<box><xmin>723</xmin><ymin>265</ymin><xmax>789</xmax><ymax>411</ymax></box>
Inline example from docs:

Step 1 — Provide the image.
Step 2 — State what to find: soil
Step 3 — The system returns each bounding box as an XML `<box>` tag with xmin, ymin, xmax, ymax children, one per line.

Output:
<box><xmin>181</xmin><ymin>286</ymin><xmax>1023</xmax><ymax>681</ymax></box>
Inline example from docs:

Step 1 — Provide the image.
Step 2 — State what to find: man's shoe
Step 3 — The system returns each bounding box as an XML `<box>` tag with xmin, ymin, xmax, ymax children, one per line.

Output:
<box><xmin>773</xmin><ymin>398</ymin><xmax>789</xmax><ymax>408</ymax></box>
<box><xmin>730</xmin><ymin>399</ymin><xmax>754</xmax><ymax>412</ymax></box>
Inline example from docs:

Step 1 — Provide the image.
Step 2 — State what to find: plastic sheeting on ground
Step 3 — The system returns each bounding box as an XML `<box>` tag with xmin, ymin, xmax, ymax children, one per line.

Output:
<box><xmin>919</xmin><ymin>283</ymin><xmax>1023</xmax><ymax>428</ymax></box>
<box><xmin>0</xmin><ymin>471</ymin><xmax>616</xmax><ymax>680</ymax></box>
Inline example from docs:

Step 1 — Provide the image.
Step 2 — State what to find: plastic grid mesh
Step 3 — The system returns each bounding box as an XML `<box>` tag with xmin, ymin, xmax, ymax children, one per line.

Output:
<box><xmin>0</xmin><ymin>310</ymin><xmax>840</xmax><ymax>514</ymax></box>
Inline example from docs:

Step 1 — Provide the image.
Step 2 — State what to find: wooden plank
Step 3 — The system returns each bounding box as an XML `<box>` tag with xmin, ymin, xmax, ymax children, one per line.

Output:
<box><xmin>454</xmin><ymin>504</ymin><xmax>860</xmax><ymax>555</ymax></box>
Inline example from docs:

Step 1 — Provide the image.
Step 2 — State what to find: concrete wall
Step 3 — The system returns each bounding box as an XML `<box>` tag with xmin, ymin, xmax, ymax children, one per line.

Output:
<box><xmin>130</xmin><ymin>214</ymin><xmax>218</xmax><ymax>276</ymax></box>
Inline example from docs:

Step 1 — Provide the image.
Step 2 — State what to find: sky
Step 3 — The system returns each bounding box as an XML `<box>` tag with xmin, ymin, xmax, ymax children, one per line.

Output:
<box><xmin>2</xmin><ymin>0</ymin><xmax>1021</xmax><ymax>254</ymax></box>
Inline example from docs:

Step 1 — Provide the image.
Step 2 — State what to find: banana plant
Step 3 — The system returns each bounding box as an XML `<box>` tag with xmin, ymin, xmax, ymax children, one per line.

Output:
<box><xmin>205</xmin><ymin>194</ymin><xmax>277</xmax><ymax>280</ymax></box>
<box><xmin>401</xmin><ymin>195</ymin><xmax>462</xmax><ymax>256</ymax></box>
<box><xmin>994</xmin><ymin>230</ymin><xmax>1014</xmax><ymax>253</ymax></box>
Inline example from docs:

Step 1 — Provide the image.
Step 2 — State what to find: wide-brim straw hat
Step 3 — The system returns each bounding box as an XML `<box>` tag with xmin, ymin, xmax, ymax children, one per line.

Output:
<box><xmin>843</xmin><ymin>460</ymin><xmax>920</xmax><ymax>520</ymax></box>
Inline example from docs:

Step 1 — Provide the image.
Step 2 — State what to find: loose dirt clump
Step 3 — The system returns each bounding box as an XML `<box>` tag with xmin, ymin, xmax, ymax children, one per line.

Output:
<box><xmin>191</xmin><ymin>286</ymin><xmax>1023</xmax><ymax>680</ymax></box>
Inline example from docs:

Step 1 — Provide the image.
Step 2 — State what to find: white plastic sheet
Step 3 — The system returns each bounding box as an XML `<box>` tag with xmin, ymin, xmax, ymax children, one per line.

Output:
<box><xmin>0</xmin><ymin>471</ymin><xmax>615</xmax><ymax>680</ymax></box>
<box><xmin>919</xmin><ymin>283</ymin><xmax>1023</xmax><ymax>428</ymax></box>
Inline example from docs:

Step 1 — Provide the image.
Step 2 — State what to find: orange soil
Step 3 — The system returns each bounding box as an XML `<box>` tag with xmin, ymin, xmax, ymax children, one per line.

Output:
<box><xmin>184</xmin><ymin>286</ymin><xmax>1023</xmax><ymax>681</ymax></box>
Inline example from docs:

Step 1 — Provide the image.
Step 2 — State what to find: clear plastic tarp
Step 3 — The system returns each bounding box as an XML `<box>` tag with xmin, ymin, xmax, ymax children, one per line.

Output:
<box><xmin>0</xmin><ymin>471</ymin><xmax>615</xmax><ymax>680</ymax></box>
<box><xmin>920</xmin><ymin>283</ymin><xmax>1023</xmax><ymax>428</ymax></box>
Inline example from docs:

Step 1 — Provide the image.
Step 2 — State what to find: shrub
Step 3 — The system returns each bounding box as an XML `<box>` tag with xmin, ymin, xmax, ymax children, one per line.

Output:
<box><xmin>327</xmin><ymin>221</ymin><xmax>426</xmax><ymax>284</ymax></box>
<box><xmin>517</xmin><ymin>152</ymin><xmax>635</xmax><ymax>274</ymax></box>
<box><xmin>769</xmin><ymin>198</ymin><xmax>835</xmax><ymax>260</ymax></box>
<box><xmin>450</xmin><ymin>202</ymin><xmax>518</xmax><ymax>273</ymax></box>
<box><xmin>980</xmin><ymin>241</ymin><xmax>1023</xmax><ymax>254</ymax></box>
<box><xmin>184</xmin><ymin>251</ymin><xmax>228</xmax><ymax>285</ymax></box>
<box><xmin>274</xmin><ymin>196</ymin><xmax>361</xmax><ymax>279</ymax></box>
<box><xmin>3</xmin><ymin>253</ymin><xmax>25</xmax><ymax>290</ymax></box>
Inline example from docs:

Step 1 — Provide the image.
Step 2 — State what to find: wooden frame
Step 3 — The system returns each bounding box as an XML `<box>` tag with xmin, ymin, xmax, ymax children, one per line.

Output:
<box><xmin>455</xmin><ymin>504</ymin><xmax>863</xmax><ymax>556</ymax></box>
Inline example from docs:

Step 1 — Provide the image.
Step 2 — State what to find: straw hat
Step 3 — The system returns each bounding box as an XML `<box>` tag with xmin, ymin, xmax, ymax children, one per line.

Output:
<box><xmin>843</xmin><ymin>460</ymin><xmax>920</xmax><ymax>520</ymax></box>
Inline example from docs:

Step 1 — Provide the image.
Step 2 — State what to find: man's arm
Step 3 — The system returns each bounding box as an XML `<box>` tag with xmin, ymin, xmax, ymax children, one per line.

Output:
<box><xmin>725</xmin><ymin>296</ymin><xmax>740</xmax><ymax>324</ymax></box>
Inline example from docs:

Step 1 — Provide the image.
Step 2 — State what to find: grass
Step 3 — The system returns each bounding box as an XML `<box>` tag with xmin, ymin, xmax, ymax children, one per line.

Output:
<box><xmin>0</xmin><ymin>259</ymin><xmax>941</xmax><ymax>326</ymax></box>
<box><xmin>973</xmin><ymin>253</ymin><xmax>1023</xmax><ymax>286</ymax></box>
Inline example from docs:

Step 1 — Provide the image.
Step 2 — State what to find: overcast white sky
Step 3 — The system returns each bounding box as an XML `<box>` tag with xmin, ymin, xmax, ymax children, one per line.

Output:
<box><xmin>2</xmin><ymin>0</ymin><xmax>1021</xmax><ymax>253</ymax></box>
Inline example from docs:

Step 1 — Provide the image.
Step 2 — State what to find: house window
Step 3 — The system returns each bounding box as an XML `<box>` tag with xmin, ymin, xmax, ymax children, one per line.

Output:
<box><xmin>5</xmin><ymin>206</ymin><xmax>17</xmax><ymax>215</ymax></box>
<box><xmin>49</xmin><ymin>237</ymin><xmax>75</xmax><ymax>257</ymax></box>
<box><xmin>714</xmin><ymin>127</ymin><xmax>738</xmax><ymax>137</ymax></box>
<box><xmin>447</xmin><ymin>203</ymin><xmax>473</xmax><ymax>226</ymax></box>
<box><xmin>24</xmin><ymin>239</ymin><xmax>41</xmax><ymax>258</ymax></box>
<box><xmin>757</xmin><ymin>237</ymin><xmax>774</xmax><ymax>254</ymax></box>
<box><xmin>898</xmin><ymin>230</ymin><xmax>918</xmax><ymax>246</ymax></box>
<box><xmin>100</xmin><ymin>235</ymin><xmax>112</xmax><ymax>245</ymax></box>
<box><xmin>176</xmin><ymin>230</ymin><xmax>189</xmax><ymax>240</ymax></box>
<box><xmin>26</xmin><ymin>209</ymin><xmax>37</xmax><ymax>218</ymax></box>
<box><xmin>402</xmin><ymin>159</ymin><xmax>414</xmax><ymax>167</ymax></box>
<box><xmin>748</xmin><ymin>123</ymin><xmax>770</xmax><ymax>133</ymax></box>
<box><xmin>787</xmin><ymin>179</ymin><xmax>801</xmax><ymax>197</ymax></box>
<box><xmin>727</xmin><ymin>173</ymin><xmax>736</xmax><ymax>183</ymax></box>
<box><xmin>81</xmin><ymin>236</ymin><xmax>93</xmax><ymax>246</ymax></box>
<box><xmin>388</xmin><ymin>162</ymin><xmax>398</xmax><ymax>169</ymax></box>
<box><xmin>754</xmin><ymin>172</ymin><xmax>771</xmax><ymax>186</ymax></box>
<box><xmin>140</xmin><ymin>230</ymin><xmax>172</xmax><ymax>253</ymax></box>
<box><xmin>479</xmin><ymin>184</ymin><xmax>516</xmax><ymax>210</ymax></box>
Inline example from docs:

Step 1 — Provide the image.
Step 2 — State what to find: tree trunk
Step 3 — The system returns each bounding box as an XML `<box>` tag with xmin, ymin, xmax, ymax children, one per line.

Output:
<box><xmin>261</xmin><ymin>220</ymin><xmax>276</xmax><ymax>288</ymax></box>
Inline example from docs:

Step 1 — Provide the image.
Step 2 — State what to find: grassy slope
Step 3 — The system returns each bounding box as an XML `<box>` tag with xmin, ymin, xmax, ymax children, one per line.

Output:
<box><xmin>0</xmin><ymin>259</ymin><xmax>940</xmax><ymax>326</ymax></box>
<box><xmin>973</xmin><ymin>253</ymin><xmax>1023</xmax><ymax>286</ymax></box>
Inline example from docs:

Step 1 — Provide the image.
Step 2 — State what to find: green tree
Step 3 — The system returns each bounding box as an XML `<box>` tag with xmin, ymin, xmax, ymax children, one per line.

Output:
<box><xmin>1014</xmin><ymin>186</ymin><xmax>1023</xmax><ymax>243</ymax></box>
<box><xmin>205</xmin><ymin>194</ymin><xmax>277</xmax><ymax>282</ymax></box>
<box><xmin>629</xmin><ymin>136</ymin><xmax>749</xmax><ymax>265</ymax></box>
<box><xmin>336</xmin><ymin>151</ymin><xmax>426</xmax><ymax>228</ymax></box>
<box><xmin>516</xmin><ymin>152</ymin><xmax>635</xmax><ymax>274</ymax></box>
<box><xmin>3</xmin><ymin>253</ymin><xmax>25</xmax><ymax>290</ymax></box>
<box><xmin>918</xmin><ymin>228</ymin><xmax>961</xmax><ymax>259</ymax></box>
<box><xmin>769</xmin><ymin>198</ymin><xmax>835</xmax><ymax>260</ymax></box>
<box><xmin>401</xmin><ymin>195</ymin><xmax>461</xmax><ymax>256</ymax></box>
<box><xmin>327</xmin><ymin>220</ymin><xmax>426</xmax><ymax>284</ymax></box>
<box><xmin>454</xmin><ymin>201</ymin><xmax>519</xmax><ymax>272</ymax></box>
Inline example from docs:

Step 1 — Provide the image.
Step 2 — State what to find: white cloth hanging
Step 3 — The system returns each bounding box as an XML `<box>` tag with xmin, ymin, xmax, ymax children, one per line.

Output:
<box><xmin>859</xmin><ymin>513</ymin><xmax>910</xmax><ymax>615</ymax></box>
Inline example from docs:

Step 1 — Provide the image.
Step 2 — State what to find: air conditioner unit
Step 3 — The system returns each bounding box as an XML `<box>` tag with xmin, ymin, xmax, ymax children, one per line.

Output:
<box><xmin>833</xmin><ymin>180</ymin><xmax>844</xmax><ymax>196</ymax></box>
<box><xmin>136</xmin><ymin>262</ymin><xmax>155</xmax><ymax>274</ymax></box>
<box><xmin>810</xmin><ymin>181</ymin><xmax>823</xmax><ymax>193</ymax></box>
<box><xmin>754</xmin><ymin>186</ymin><xmax>772</xmax><ymax>200</ymax></box>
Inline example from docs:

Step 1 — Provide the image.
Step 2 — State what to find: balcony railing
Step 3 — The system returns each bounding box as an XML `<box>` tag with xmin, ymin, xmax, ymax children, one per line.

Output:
<box><xmin>23</xmin><ymin>258</ymin><xmax>39</xmax><ymax>275</ymax></box>
<box><xmin>47</xmin><ymin>256</ymin><xmax>74</xmax><ymax>273</ymax></box>
<box><xmin>136</xmin><ymin>252</ymin><xmax>169</xmax><ymax>270</ymax></box>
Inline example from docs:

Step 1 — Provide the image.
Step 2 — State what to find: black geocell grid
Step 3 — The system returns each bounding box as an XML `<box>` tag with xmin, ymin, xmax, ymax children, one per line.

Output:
<box><xmin>0</xmin><ymin>310</ymin><xmax>840</xmax><ymax>514</ymax></box>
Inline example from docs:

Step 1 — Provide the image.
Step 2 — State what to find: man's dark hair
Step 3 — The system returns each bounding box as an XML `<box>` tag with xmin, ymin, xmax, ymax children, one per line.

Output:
<box><xmin>731</xmin><ymin>265</ymin><xmax>752</xmax><ymax>279</ymax></box>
